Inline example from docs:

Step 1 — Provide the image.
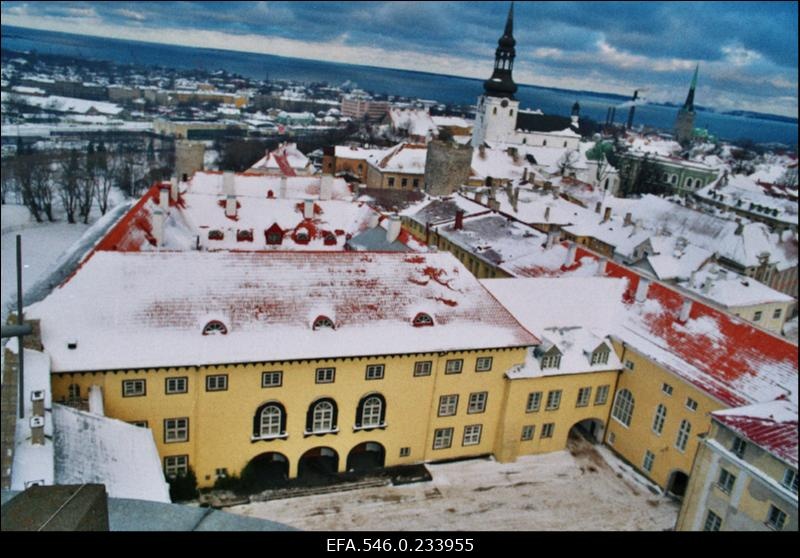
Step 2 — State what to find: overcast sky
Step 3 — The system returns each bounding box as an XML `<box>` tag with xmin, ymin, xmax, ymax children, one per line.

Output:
<box><xmin>2</xmin><ymin>1</ymin><xmax>797</xmax><ymax>117</ymax></box>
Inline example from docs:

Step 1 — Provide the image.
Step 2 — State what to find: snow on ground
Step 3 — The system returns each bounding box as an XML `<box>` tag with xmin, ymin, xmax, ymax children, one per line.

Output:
<box><xmin>229</xmin><ymin>436</ymin><xmax>679</xmax><ymax>531</ymax></box>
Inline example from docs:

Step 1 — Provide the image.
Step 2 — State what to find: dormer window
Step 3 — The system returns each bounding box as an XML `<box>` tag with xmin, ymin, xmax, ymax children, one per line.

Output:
<box><xmin>323</xmin><ymin>233</ymin><xmax>337</xmax><ymax>246</ymax></box>
<box><xmin>208</xmin><ymin>230</ymin><xmax>224</xmax><ymax>241</ymax></box>
<box><xmin>237</xmin><ymin>229</ymin><xmax>253</xmax><ymax>242</ymax></box>
<box><xmin>313</xmin><ymin>315</ymin><xmax>335</xmax><ymax>330</ymax></box>
<box><xmin>202</xmin><ymin>320</ymin><xmax>228</xmax><ymax>335</ymax></box>
<box><xmin>412</xmin><ymin>312</ymin><xmax>434</xmax><ymax>327</ymax></box>
<box><xmin>541</xmin><ymin>354</ymin><xmax>561</xmax><ymax>369</ymax></box>
<box><xmin>590</xmin><ymin>349</ymin><xmax>610</xmax><ymax>365</ymax></box>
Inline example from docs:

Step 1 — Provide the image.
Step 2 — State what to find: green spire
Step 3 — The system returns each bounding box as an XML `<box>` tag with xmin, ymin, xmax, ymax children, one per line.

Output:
<box><xmin>690</xmin><ymin>63</ymin><xmax>699</xmax><ymax>90</ymax></box>
<box><xmin>683</xmin><ymin>64</ymin><xmax>699</xmax><ymax>112</ymax></box>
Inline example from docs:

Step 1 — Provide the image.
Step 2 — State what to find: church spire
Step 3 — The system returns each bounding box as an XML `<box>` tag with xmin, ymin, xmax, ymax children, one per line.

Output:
<box><xmin>483</xmin><ymin>2</ymin><xmax>518</xmax><ymax>99</ymax></box>
<box><xmin>683</xmin><ymin>64</ymin><xmax>699</xmax><ymax>112</ymax></box>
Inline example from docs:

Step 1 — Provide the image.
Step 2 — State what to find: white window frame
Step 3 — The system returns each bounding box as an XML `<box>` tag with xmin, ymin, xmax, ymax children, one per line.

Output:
<box><xmin>717</xmin><ymin>468</ymin><xmax>736</xmax><ymax>494</ymax></box>
<box><xmin>262</xmin><ymin>370</ymin><xmax>283</xmax><ymax>388</ymax></box>
<box><xmin>462</xmin><ymin>424</ymin><xmax>482</xmax><ymax>446</ymax></box>
<box><xmin>206</xmin><ymin>374</ymin><xmax>228</xmax><ymax>391</ymax></box>
<box><xmin>753</xmin><ymin>310</ymin><xmax>762</xmax><ymax>322</ymax></box>
<box><xmin>526</xmin><ymin>391</ymin><xmax>542</xmax><ymax>413</ymax></box>
<box><xmin>661</xmin><ymin>383</ymin><xmax>673</xmax><ymax>396</ymax></box>
<box><xmin>467</xmin><ymin>392</ymin><xmax>487</xmax><ymax>414</ymax></box>
<box><xmin>643</xmin><ymin>450</ymin><xmax>655</xmax><ymax>472</ymax></box>
<box><xmin>675</xmin><ymin>419</ymin><xmax>691</xmax><ymax>452</ymax></box>
<box><xmin>365</xmin><ymin>364</ymin><xmax>385</xmax><ymax>380</ymax></box>
<box><xmin>312</xmin><ymin>400</ymin><xmax>335</xmax><ymax>433</ymax></box>
<box><xmin>594</xmin><ymin>385</ymin><xmax>610</xmax><ymax>405</ymax></box>
<box><xmin>590</xmin><ymin>350</ymin><xmax>609</xmax><ymax>365</ymax></box>
<box><xmin>433</xmin><ymin>427</ymin><xmax>454</xmax><ymax>450</ymax></box>
<box><xmin>399</xmin><ymin>447</ymin><xmax>411</xmax><ymax>457</ymax></box>
<box><xmin>445</xmin><ymin>359</ymin><xmax>463</xmax><ymax>374</ymax></box>
<box><xmin>166</xmin><ymin>377</ymin><xmax>188</xmax><ymax>394</ymax></box>
<box><xmin>475</xmin><ymin>356</ymin><xmax>493</xmax><ymax>372</ymax></box>
<box><xmin>732</xmin><ymin>437</ymin><xmax>746</xmax><ymax>458</ymax></box>
<box><xmin>545</xmin><ymin>390</ymin><xmax>562</xmax><ymax>411</ymax></box>
<box><xmin>704</xmin><ymin>510</ymin><xmax>722</xmax><ymax>531</ymax></box>
<box><xmin>783</xmin><ymin>468</ymin><xmax>798</xmax><ymax>494</ymax></box>
<box><xmin>414</xmin><ymin>360</ymin><xmax>432</xmax><ymax>377</ymax></box>
<box><xmin>164</xmin><ymin>455</ymin><xmax>188</xmax><ymax>479</ymax></box>
<box><xmin>315</xmin><ymin>367</ymin><xmax>335</xmax><ymax>384</ymax></box>
<box><xmin>541</xmin><ymin>423</ymin><xmax>555</xmax><ymax>439</ymax></box>
<box><xmin>624</xmin><ymin>360</ymin><xmax>635</xmax><ymax>371</ymax></box>
<box><xmin>576</xmin><ymin>387</ymin><xmax>591</xmax><ymax>408</ymax></box>
<box><xmin>652</xmin><ymin>404</ymin><xmax>667</xmax><ymax>435</ymax></box>
<box><xmin>772</xmin><ymin>308</ymin><xmax>782</xmax><ymax>319</ymax></box>
<box><xmin>164</xmin><ymin>418</ymin><xmax>189</xmax><ymax>443</ymax></box>
<box><xmin>612</xmin><ymin>389</ymin><xmax>635</xmax><ymax>427</ymax></box>
<box><xmin>521</xmin><ymin>425</ymin><xmax>535</xmax><ymax>441</ymax></box>
<box><xmin>541</xmin><ymin>354</ymin><xmax>561</xmax><ymax>369</ymax></box>
<box><xmin>361</xmin><ymin>396</ymin><xmax>383</xmax><ymax>428</ymax></box>
<box><xmin>766</xmin><ymin>505</ymin><xmax>787</xmax><ymax>530</ymax></box>
<box><xmin>686</xmin><ymin>397</ymin><xmax>698</xmax><ymax>411</ymax></box>
<box><xmin>123</xmin><ymin>379</ymin><xmax>146</xmax><ymax>397</ymax></box>
<box><xmin>260</xmin><ymin>405</ymin><xmax>283</xmax><ymax>437</ymax></box>
<box><xmin>438</xmin><ymin>394</ymin><xmax>458</xmax><ymax>417</ymax></box>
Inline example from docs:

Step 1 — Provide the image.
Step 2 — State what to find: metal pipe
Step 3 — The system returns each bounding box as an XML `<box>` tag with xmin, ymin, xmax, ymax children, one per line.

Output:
<box><xmin>1</xmin><ymin>325</ymin><xmax>32</xmax><ymax>338</ymax></box>
<box><xmin>17</xmin><ymin>234</ymin><xmax>24</xmax><ymax>419</ymax></box>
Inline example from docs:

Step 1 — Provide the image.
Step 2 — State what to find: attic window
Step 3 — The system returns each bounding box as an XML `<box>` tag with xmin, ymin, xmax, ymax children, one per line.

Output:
<box><xmin>237</xmin><ymin>229</ymin><xmax>254</xmax><ymax>242</ymax></box>
<box><xmin>203</xmin><ymin>320</ymin><xmax>228</xmax><ymax>336</ymax></box>
<box><xmin>208</xmin><ymin>230</ymin><xmax>224</xmax><ymax>241</ymax></box>
<box><xmin>412</xmin><ymin>313</ymin><xmax>434</xmax><ymax>327</ymax></box>
<box><xmin>541</xmin><ymin>354</ymin><xmax>561</xmax><ymax>369</ymax></box>
<box><xmin>313</xmin><ymin>316</ymin><xmax>335</xmax><ymax>330</ymax></box>
<box><xmin>67</xmin><ymin>340</ymin><xmax>78</xmax><ymax>350</ymax></box>
<box><xmin>323</xmin><ymin>233</ymin><xmax>337</xmax><ymax>246</ymax></box>
<box><xmin>590</xmin><ymin>349</ymin><xmax>610</xmax><ymax>365</ymax></box>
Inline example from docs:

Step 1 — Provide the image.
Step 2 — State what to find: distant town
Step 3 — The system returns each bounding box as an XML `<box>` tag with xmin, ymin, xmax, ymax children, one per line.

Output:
<box><xmin>1</xmin><ymin>3</ymin><xmax>797</xmax><ymax>534</ymax></box>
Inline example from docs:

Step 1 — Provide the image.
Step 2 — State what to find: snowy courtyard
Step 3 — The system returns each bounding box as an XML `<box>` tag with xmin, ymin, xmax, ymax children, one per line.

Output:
<box><xmin>229</xmin><ymin>435</ymin><xmax>680</xmax><ymax>531</ymax></box>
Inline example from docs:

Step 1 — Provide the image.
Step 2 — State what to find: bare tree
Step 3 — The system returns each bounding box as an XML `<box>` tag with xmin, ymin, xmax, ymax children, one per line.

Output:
<box><xmin>1</xmin><ymin>158</ymin><xmax>16</xmax><ymax>205</ymax></box>
<box><xmin>30</xmin><ymin>154</ymin><xmax>56</xmax><ymax>222</ymax></box>
<box><xmin>557</xmin><ymin>149</ymin><xmax>581</xmax><ymax>177</ymax></box>
<box><xmin>95</xmin><ymin>151</ymin><xmax>118</xmax><ymax>215</ymax></box>
<box><xmin>58</xmin><ymin>149</ymin><xmax>82</xmax><ymax>224</ymax></box>
<box><xmin>14</xmin><ymin>151</ymin><xmax>43</xmax><ymax>222</ymax></box>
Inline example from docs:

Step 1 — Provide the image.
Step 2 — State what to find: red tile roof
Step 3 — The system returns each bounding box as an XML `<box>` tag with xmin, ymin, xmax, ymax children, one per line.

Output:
<box><xmin>714</xmin><ymin>401</ymin><xmax>798</xmax><ymax>467</ymax></box>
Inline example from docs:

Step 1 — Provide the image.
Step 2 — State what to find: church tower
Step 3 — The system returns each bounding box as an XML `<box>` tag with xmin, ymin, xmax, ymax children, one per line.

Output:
<box><xmin>472</xmin><ymin>3</ymin><xmax>520</xmax><ymax>147</ymax></box>
<box><xmin>675</xmin><ymin>64</ymin><xmax>699</xmax><ymax>144</ymax></box>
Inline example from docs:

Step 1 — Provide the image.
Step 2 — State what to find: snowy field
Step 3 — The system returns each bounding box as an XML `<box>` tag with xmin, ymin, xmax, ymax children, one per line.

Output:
<box><xmin>229</xmin><ymin>436</ymin><xmax>680</xmax><ymax>531</ymax></box>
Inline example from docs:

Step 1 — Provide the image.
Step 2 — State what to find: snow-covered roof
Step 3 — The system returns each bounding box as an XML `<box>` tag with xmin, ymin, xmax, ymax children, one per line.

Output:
<box><xmin>53</xmin><ymin>405</ymin><xmax>171</xmax><ymax>503</ymax></box>
<box><xmin>402</xmin><ymin>195</ymin><xmax>489</xmax><ymax>225</ymax></box>
<box><xmin>27</xmin><ymin>251</ymin><xmax>539</xmax><ymax>372</ymax></box>
<box><xmin>712</xmin><ymin>399</ymin><xmax>798</xmax><ymax>467</ymax></box>
<box><xmin>470</xmin><ymin>147</ymin><xmax>532</xmax><ymax>181</ymax></box>
<box><xmin>372</xmin><ymin>143</ymin><xmax>427</xmax><ymax>174</ymax></box>
<box><xmin>696</xmin><ymin>173</ymin><xmax>798</xmax><ymax>226</ymax></box>
<box><xmin>434</xmin><ymin>214</ymin><xmax>547</xmax><ymax>266</ymax></box>
<box><xmin>334</xmin><ymin>145</ymin><xmax>387</xmax><ymax>161</ymax></box>
<box><xmin>389</xmin><ymin>108</ymin><xmax>438</xmax><ymax>139</ymax></box>
<box><xmin>482</xmin><ymin>187</ymin><xmax>597</xmax><ymax>227</ymax></box>
<box><xmin>646</xmin><ymin>236</ymin><xmax>714</xmax><ymax>281</ymax></box>
<box><xmin>248</xmin><ymin>143</ymin><xmax>312</xmax><ymax>175</ymax></box>
<box><xmin>1</xmin><ymin>92</ymin><xmax>123</xmax><ymax>116</ymax></box>
<box><xmin>679</xmin><ymin>263</ymin><xmax>795</xmax><ymax>308</ymax></box>
<box><xmin>626</xmin><ymin>135</ymin><xmax>681</xmax><ymax>158</ymax></box>
<box><xmin>432</xmin><ymin>115</ymin><xmax>473</xmax><ymax>129</ymax></box>
<box><xmin>563</xmin><ymin>217</ymin><xmax>651</xmax><ymax>259</ymax></box>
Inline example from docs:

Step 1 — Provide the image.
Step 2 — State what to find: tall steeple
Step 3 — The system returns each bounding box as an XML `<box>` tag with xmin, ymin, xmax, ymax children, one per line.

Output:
<box><xmin>682</xmin><ymin>64</ymin><xmax>699</xmax><ymax>112</ymax></box>
<box><xmin>483</xmin><ymin>2</ymin><xmax>517</xmax><ymax>99</ymax></box>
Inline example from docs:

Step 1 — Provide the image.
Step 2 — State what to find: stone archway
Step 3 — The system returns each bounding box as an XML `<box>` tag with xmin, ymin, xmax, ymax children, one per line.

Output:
<box><xmin>297</xmin><ymin>447</ymin><xmax>339</xmax><ymax>486</ymax></box>
<box><xmin>667</xmin><ymin>470</ymin><xmax>690</xmax><ymax>498</ymax></box>
<box><xmin>241</xmin><ymin>452</ymin><xmax>289</xmax><ymax>491</ymax></box>
<box><xmin>346</xmin><ymin>442</ymin><xmax>386</xmax><ymax>473</ymax></box>
<box><xmin>569</xmin><ymin>418</ymin><xmax>606</xmax><ymax>444</ymax></box>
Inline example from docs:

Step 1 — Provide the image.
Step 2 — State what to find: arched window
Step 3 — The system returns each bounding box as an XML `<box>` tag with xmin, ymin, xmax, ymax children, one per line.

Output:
<box><xmin>412</xmin><ymin>312</ymin><xmax>434</xmax><ymax>327</ymax></box>
<box><xmin>652</xmin><ymin>404</ymin><xmax>667</xmax><ymax>435</ymax></box>
<box><xmin>306</xmin><ymin>398</ymin><xmax>338</xmax><ymax>434</ymax></box>
<box><xmin>252</xmin><ymin>402</ymin><xmax>287</xmax><ymax>439</ymax></box>
<box><xmin>313</xmin><ymin>315</ymin><xmax>335</xmax><ymax>330</ymax></box>
<box><xmin>612</xmin><ymin>389</ymin><xmax>635</xmax><ymax>427</ymax></box>
<box><xmin>355</xmin><ymin>393</ymin><xmax>386</xmax><ymax>429</ymax></box>
<box><xmin>202</xmin><ymin>320</ymin><xmax>227</xmax><ymax>335</ymax></box>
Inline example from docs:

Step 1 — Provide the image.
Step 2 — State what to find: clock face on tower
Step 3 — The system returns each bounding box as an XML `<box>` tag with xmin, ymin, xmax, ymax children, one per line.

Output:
<box><xmin>501</xmin><ymin>99</ymin><xmax>509</xmax><ymax>108</ymax></box>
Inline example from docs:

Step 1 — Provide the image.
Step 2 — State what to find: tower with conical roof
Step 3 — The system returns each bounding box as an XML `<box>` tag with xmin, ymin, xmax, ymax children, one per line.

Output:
<box><xmin>675</xmin><ymin>65</ymin><xmax>699</xmax><ymax>144</ymax></box>
<box><xmin>472</xmin><ymin>3</ymin><xmax>521</xmax><ymax>147</ymax></box>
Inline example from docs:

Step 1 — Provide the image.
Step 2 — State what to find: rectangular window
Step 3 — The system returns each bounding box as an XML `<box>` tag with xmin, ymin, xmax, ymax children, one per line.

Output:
<box><xmin>388</xmin><ymin>177</ymin><xmax>395</xmax><ymax>187</ymax></box>
<box><xmin>675</xmin><ymin>419</ymin><xmax>691</xmax><ymax>452</ymax></box>
<box><xmin>624</xmin><ymin>360</ymin><xmax>635</xmax><ymax>371</ymax></box>
<box><xmin>783</xmin><ymin>468</ymin><xmax>798</xmax><ymax>494</ymax></box>
<box><xmin>475</xmin><ymin>356</ymin><xmax>493</xmax><ymax>372</ymax></box>
<box><xmin>545</xmin><ymin>390</ymin><xmax>562</xmax><ymax>411</ymax></box>
<box><xmin>365</xmin><ymin>364</ymin><xmax>385</xmax><ymax>380</ymax></box>
<box><xmin>590</xmin><ymin>351</ymin><xmax>609</xmax><ymax>365</ymax></box>
<box><xmin>594</xmin><ymin>385</ymin><xmax>610</xmax><ymax>405</ymax></box>
<box><xmin>165</xmin><ymin>377</ymin><xmax>188</xmax><ymax>394</ymax></box>
<box><xmin>526</xmin><ymin>392</ymin><xmax>542</xmax><ymax>413</ymax></box>
<box><xmin>686</xmin><ymin>397</ymin><xmax>698</xmax><ymax>411</ymax></box>
<box><xmin>766</xmin><ymin>505</ymin><xmax>787</xmax><ymax>530</ymax></box>
<box><xmin>661</xmin><ymin>383</ymin><xmax>673</xmax><ymax>396</ymax></box>
<box><xmin>652</xmin><ymin>404</ymin><xmax>667</xmax><ymax>435</ymax></box>
<box><xmin>164</xmin><ymin>418</ymin><xmax>189</xmax><ymax>443</ymax></box>
<box><xmin>413</xmin><ymin>361</ymin><xmax>432</xmax><ymax>377</ymax></box>
<box><xmin>315</xmin><ymin>367</ymin><xmax>335</xmax><ymax>384</ymax></box>
<box><xmin>753</xmin><ymin>311</ymin><xmax>762</xmax><ymax>322</ymax></box>
<box><xmin>463</xmin><ymin>424</ymin><xmax>482</xmax><ymax>446</ymax></box>
<box><xmin>438</xmin><ymin>394</ymin><xmax>458</xmax><ymax>417</ymax></box>
<box><xmin>772</xmin><ymin>308</ymin><xmax>782</xmax><ymax>320</ymax></box>
<box><xmin>704</xmin><ymin>510</ymin><xmax>722</xmax><ymax>532</ymax></box>
<box><xmin>262</xmin><ymin>371</ymin><xmax>283</xmax><ymax>388</ymax></box>
<box><xmin>215</xmin><ymin>468</ymin><xmax>228</xmax><ymax>479</ymax></box>
<box><xmin>206</xmin><ymin>374</ymin><xmax>228</xmax><ymax>391</ymax></box>
<box><xmin>576</xmin><ymin>387</ymin><xmax>592</xmax><ymax>408</ymax></box>
<box><xmin>467</xmin><ymin>392</ymin><xmax>488</xmax><ymax>414</ymax></box>
<box><xmin>433</xmin><ymin>427</ymin><xmax>454</xmax><ymax>450</ymax></box>
<box><xmin>413</xmin><ymin>178</ymin><xmax>420</xmax><ymax>189</ymax></box>
<box><xmin>521</xmin><ymin>425</ymin><xmax>535</xmax><ymax>441</ymax></box>
<box><xmin>401</xmin><ymin>178</ymin><xmax>408</xmax><ymax>188</ymax></box>
<box><xmin>541</xmin><ymin>354</ymin><xmax>561</xmax><ymax>369</ymax></box>
<box><xmin>717</xmin><ymin>469</ymin><xmax>736</xmax><ymax>494</ymax></box>
<box><xmin>732</xmin><ymin>437</ymin><xmax>746</xmax><ymax>458</ymax></box>
<box><xmin>541</xmin><ymin>423</ymin><xmax>555</xmax><ymax>439</ymax></box>
<box><xmin>445</xmin><ymin>359</ymin><xmax>463</xmax><ymax>374</ymax></box>
<box><xmin>130</xmin><ymin>420</ymin><xmax>148</xmax><ymax>428</ymax></box>
<box><xmin>164</xmin><ymin>455</ymin><xmax>188</xmax><ymax>478</ymax></box>
<box><xmin>643</xmin><ymin>450</ymin><xmax>655</xmax><ymax>472</ymax></box>
<box><xmin>122</xmin><ymin>379</ymin><xmax>146</xmax><ymax>397</ymax></box>
<box><xmin>400</xmin><ymin>447</ymin><xmax>411</xmax><ymax>457</ymax></box>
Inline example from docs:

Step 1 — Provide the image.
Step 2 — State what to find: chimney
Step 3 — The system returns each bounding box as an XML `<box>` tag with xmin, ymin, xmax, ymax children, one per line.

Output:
<box><xmin>425</xmin><ymin>221</ymin><xmax>431</xmax><ymax>245</ymax></box>
<box><xmin>152</xmin><ymin>206</ymin><xmax>165</xmax><ymax>247</ymax></box>
<box><xmin>597</xmin><ymin>257</ymin><xmax>607</xmax><ymax>276</ymax></box>
<box><xmin>603</xmin><ymin>207</ymin><xmax>612</xmax><ymax>223</ymax></box>
<box><xmin>303</xmin><ymin>198</ymin><xmax>315</xmax><ymax>220</ymax></box>
<box><xmin>506</xmin><ymin>146</ymin><xmax>518</xmax><ymax>159</ymax></box>
<box><xmin>546</xmin><ymin>229</ymin><xmax>559</xmax><ymax>249</ymax></box>
<box><xmin>454</xmin><ymin>209</ymin><xmax>465</xmax><ymax>230</ymax></box>
<box><xmin>489</xmin><ymin>198</ymin><xmax>500</xmax><ymax>212</ymax></box>
<box><xmin>522</xmin><ymin>167</ymin><xmax>528</xmax><ymax>182</ymax></box>
<box><xmin>386</xmin><ymin>214</ymin><xmax>402</xmax><ymax>243</ymax></box>
<box><xmin>679</xmin><ymin>298</ymin><xmax>693</xmax><ymax>322</ymax></box>
<box><xmin>635</xmin><ymin>278</ymin><xmax>650</xmax><ymax>302</ymax></box>
<box><xmin>223</xmin><ymin>171</ymin><xmax>235</xmax><ymax>197</ymax></box>
<box><xmin>225</xmin><ymin>195</ymin><xmax>237</xmax><ymax>218</ymax></box>
<box><xmin>690</xmin><ymin>270</ymin><xmax>697</xmax><ymax>288</ymax></box>
<box><xmin>734</xmin><ymin>218</ymin><xmax>744</xmax><ymax>235</ymax></box>
<box><xmin>702</xmin><ymin>279</ymin><xmax>713</xmax><ymax>294</ymax></box>
<box><xmin>624</xmin><ymin>212</ymin><xmax>632</xmax><ymax>226</ymax></box>
<box><xmin>88</xmin><ymin>385</ymin><xmax>104</xmax><ymax>416</ymax></box>
<box><xmin>595</xmin><ymin>201</ymin><xmax>602</xmax><ymax>214</ymax></box>
<box><xmin>279</xmin><ymin>176</ymin><xmax>288</xmax><ymax>199</ymax></box>
<box><xmin>565</xmin><ymin>242</ymin><xmax>577</xmax><ymax>266</ymax></box>
<box><xmin>544</xmin><ymin>206</ymin><xmax>551</xmax><ymax>222</ymax></box>
<box><xmin>320</xmin><ymin>174</ymin><xmax>333</xmax><ymax>201</ymax></box>
<box><xmin>30</xmin><ymin>415</ymin><xmax>45</xmax><ymax>446</ymax></box>
<box><xmin>158</xmin><ymin>185</ymin><xmax>170</xmax><ymax>210</ymax></box>
<box><xmin>170</xmin><ymin>177</ymin><xmax>179</xmax><ymax>202</ymax></box>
